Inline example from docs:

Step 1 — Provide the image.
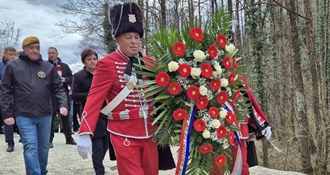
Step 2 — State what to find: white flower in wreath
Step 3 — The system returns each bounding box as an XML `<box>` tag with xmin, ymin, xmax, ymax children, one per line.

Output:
<box><xmin>168</xmin><ymin>61</ymin><xmax>179</xmax><ymax>72</ymax></box>
<box><xmin>221</xmin><ymin>78</ymin><xmax>229</xmax><ymax>87</ymax></box>
<box><xmin>219</xmin><ymin>108</ymin><xmax>227</xmax><ymax>118</ymax></box>
<box><xmin>214</xmin><ymin>64</ymin><xmax>222</xmax><ymax>75</ymax></box>
<box><xmin>191</xmin><ymin>67</ymin><xmax>201</xmax><ymax>78</ymax></box>
<box><xmin>199</xmin><ymin>85</ymin><xmax>208</xmax><ymax>96</ymax></box>
<box><xmin>211</xmin><ymin>119</ymin><xmax>221</xmax><ymax>128</ymax></box>
<box><xmin>202</xmin><ymin>129</ymin><xmax>211</xmax><ymax>139</ymax></box>
<box><xmin>226</xmin><ymin>87</ymin><xmax>232</xmax><ymax>96</ymax></box>
<box><xmin>193</xmin><ymin>50</ymin><xmax>206</xmax><ymax>62</ymax></box>
<box><xmin>225</xmin><ymin>43</ymin><xmax>236</xmax><ymax>54</ymax></box>
<box><xmin>222</xmin><ymin>141</ymin><xmax>230</xmax><ymax>149</ymax></box>
<box><xmin>210</xmin><ymin>132</ymin><xmax>218</xmax><ymax>141</ymax></box>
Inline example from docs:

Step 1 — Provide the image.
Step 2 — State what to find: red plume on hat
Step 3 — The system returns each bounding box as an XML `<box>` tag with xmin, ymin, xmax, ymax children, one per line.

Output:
<box><xmin>109</xmin><ymin>1</ymin><xmax>144</xmax><ymax>38</ymax></box>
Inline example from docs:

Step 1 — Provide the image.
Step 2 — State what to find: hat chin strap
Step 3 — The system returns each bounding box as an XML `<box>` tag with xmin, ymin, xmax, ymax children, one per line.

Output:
<box><xmin>108</xmin><ymin>2</ymin><xmax>124</xmax><ymax>38</ymax></box>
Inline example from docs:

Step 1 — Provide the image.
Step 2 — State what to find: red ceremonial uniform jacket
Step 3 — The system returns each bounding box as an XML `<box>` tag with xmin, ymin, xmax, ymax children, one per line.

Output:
<box><xmin>78</xmin><ymin>50</ymin><xmax>156</xmax><ymax>139</ymax></box>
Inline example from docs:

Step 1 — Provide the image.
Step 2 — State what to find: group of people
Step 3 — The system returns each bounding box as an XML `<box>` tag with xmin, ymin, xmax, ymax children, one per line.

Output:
<box><xmin>0</xmin><ymin>36</ymin><xmax>69</xmax><ymax>175</ymax></box>
<box><xmin>0</xmin><ymin>46</ymin><xmax>78</xmax><ymax>148</ymax></box>
<box><xmin>0</xmin><ymin>36</ymin><xmax>115</xmax><ymax>174</ymax></box>
<box><xmin>0</xmin><ymin>1</ymin><xmax>272</xmax><ymax>175</ymax></box>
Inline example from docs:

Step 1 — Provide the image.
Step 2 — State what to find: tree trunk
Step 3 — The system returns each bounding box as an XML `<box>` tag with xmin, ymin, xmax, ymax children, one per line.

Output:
<box><xmin>171</xmin><ymin>0</ymin><xmax>179</xmax><ymax>30</ymax></box>
<box><xmin>144</xmin><ymin>0</ymin><xmax>149</xmax><ymax>53</ymax></box>
<box><xmin>303</xmin><ymin>0</ymin><xmax>322</xmax><ymax>161</ymax></box>
<box><xmin>286</xmin><ymin>0</ymin><xmax>313</xmax><ymax>173</ymax></box>
<box><xmin>235</xmin><ymin>0</ymin><xmax>241</xmax><ymax>46</ymax></box>
<box><xmin>228</xmin><ymin>0</ymin><xmax>233</xmax><ymax>19</ymax></box>
<box><xmin>214</xmin><ymin>0</ymin><xmax>218</xmax><ymax>11</ymax></box>
<box><xmin>322</xmin><ymin>0</ymin><xmax>330</xmax><ymax>173</ymax></box>
<box><xmin>198</xmin><ymin>0</ymin><xmax>201</xmax><ymax>24</ymax></box>
<box><xmin>188</xmin><ymin>0</ymin><xmax>194</xmax><ymax>27</ymax></box>
<box><xmin>160</xmin><ymin>0</ymin><xmax>166</xmax><ymax>27</ymax></box>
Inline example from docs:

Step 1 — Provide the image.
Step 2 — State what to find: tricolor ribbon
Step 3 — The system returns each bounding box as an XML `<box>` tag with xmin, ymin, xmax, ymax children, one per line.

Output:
<box><xmin>175</xmin><ymin>106</ymin><xmax>195</xmax><ymax>175</ymax></box>
<box><xmin>224</xmin><ymin>101</ymin><xmax>243</xmax><ymax>175</ymax></box>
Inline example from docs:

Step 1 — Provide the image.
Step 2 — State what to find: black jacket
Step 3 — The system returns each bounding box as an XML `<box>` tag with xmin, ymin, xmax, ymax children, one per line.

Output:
<box><xmin>0</xmin><ymin>53</ymin><xmax>68</xmax><ymax>119</ymax></box>
<box><xmin>0</xmin><ymin>57</ymin><xmax>9</xmax><ymax>120</ymax></box>
<box><xmin>48</xmin><ymin>57</ymin><xmax>72</xmax><ymax>112</ymax></box>
<box><xmin>72</xmin><ymin>67</ymin><xmax>92</xmax><ymax>108</ymax></box>
<box><xmin>72</xmin><ymin>67</ymin><xmax>107</xmax><ymax>138</ymax></box>
<box><xmin>0</xmin><ymin>56</ymin><xmax>9</xmax><ymax>82</ymax></box>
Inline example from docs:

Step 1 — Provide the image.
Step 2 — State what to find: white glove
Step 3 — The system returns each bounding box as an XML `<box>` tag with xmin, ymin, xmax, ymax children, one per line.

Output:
<box><xmin>77</xmin><ymin>134</ymin><xmax>92</xmax><ymax>159</ymax></box>
<box><xmin>261</xmin><ymin>126</ymin><xmax>272</xmax><ymax>140</ymax></box>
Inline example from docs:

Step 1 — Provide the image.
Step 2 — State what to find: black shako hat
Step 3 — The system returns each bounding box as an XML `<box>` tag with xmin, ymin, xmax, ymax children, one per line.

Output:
<box><xmin>109</xmin><ymin>2</ymin><xmax>144</xmax><ymax>38</ymax></box>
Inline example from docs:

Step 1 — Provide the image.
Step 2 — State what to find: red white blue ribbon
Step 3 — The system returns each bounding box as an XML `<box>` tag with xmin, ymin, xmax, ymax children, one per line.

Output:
<box><xmin>175</xmin><ymin>106</ymin><xmax>195</xmax><ymax>175</ymax></box>
<box><xmin>224</xmin><ymin>102</ymin><xmax>243</xmax><ymax>175</ymax></box>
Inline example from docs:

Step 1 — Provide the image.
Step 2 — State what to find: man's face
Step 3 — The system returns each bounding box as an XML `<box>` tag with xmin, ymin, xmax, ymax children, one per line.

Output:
<box><xmin>48</xmin><ymin>48</ymin><xmax>58</xmax><ymax>61</ymax></box>
<box><xmin>3</xmin><ymin>50</ymin><xmax>16</xmax><ymax>61</ymax></box>
<box><xmin>116</xmin><ymin>32</ymin><xmax>141</xmax><ymax>57</ymax></box>
<box><xmin>22</xmin><ymin>44</ymin><xmax>40</xmax><ymax>61</ymax></box>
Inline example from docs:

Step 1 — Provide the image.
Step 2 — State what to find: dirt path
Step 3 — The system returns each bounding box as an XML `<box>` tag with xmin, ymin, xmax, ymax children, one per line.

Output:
<box><xmin>0</xmin><ymin>133</ymin><xmax>305</xmax><ymax>175</ymax></box>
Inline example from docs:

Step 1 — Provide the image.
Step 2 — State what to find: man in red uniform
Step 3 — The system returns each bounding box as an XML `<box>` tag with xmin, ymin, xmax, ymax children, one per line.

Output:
<box><xmin>77</xmin><ymin>2</ymin><xmax>159</xmax><ymax>175</ymax></box>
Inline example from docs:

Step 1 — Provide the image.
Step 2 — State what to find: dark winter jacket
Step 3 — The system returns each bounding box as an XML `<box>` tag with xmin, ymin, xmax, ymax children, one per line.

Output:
<box><xmin>72</xmin><ymin>67</ymin><xmax>92</xmax><ymax>108</ymax></box>
<box><xmin>0</xmin><ymin>57</ymin><xmax>9</xmax><ymax>82</ymax></box>
<box><xmin>48</xmin><ymin>57</ymin><xmax>72</xmax><ymax>112</ymax></box>
<box><xmin>0</xmin><ymin>57</ymin><xmax>9</xmax><ymax>120</ymax></box>
<box><xmin>0</xmin><ymin>52</ymin><xmax>68</xmax><ymax>119</ymax></box>
<box><xmin>72</xmin><ymin>66</ymin><xmax>107</xmax><ymax>138</ymax></box>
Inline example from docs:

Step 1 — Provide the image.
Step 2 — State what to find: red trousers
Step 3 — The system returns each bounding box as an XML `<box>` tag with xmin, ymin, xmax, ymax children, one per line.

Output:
<box><xmin>210</xmin><ymin>139</ymin><xmax>250</xmax><ymax>175</ymax></box>
<box><xmin>110</xmin><ymin>134</ymin><xmax>158</xmax><ymax>175</ymax></box>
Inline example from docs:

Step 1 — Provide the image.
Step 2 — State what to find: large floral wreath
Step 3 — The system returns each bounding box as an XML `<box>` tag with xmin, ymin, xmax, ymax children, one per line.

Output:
<box><xmin>134</xmin><ymin>10</ymin><xmax>250</xmax><ymax>175</ymax></box>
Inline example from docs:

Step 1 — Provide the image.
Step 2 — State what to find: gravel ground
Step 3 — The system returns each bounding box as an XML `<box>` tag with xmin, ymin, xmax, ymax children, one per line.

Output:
<box><xmin>0</xmin><ymin>133</ymin><xmax>306</xmax><ymax>175</ymax></box>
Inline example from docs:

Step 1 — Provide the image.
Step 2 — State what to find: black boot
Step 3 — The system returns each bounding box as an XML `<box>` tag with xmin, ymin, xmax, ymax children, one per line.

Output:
<box><xmin>6</xmin><ymin>144</ymin><xmax>14</xmax><ymax>152</ymax></box>
<box><xmin>66</xmin><ymin>137</ymin><xmax>77</xmax><ymax>145</ymax></box>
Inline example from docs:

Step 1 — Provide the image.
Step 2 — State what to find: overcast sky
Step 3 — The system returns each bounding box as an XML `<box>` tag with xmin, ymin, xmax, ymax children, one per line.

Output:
<box><xmin>0</xmin><ymin>0</ymin><xmax>83</xmax><ymax>64</ymax></box>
